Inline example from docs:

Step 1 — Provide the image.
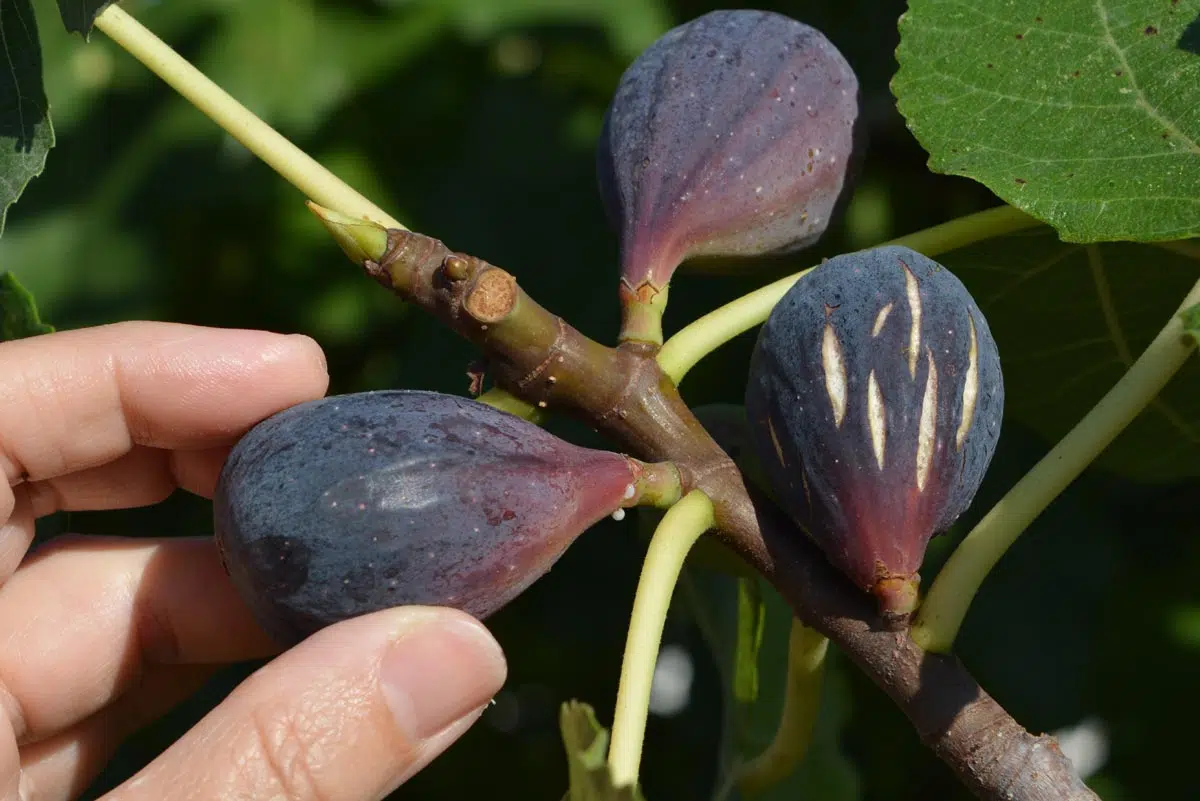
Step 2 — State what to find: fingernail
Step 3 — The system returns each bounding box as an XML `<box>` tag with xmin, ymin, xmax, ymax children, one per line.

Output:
<box><xmin>381</xmin><ymin>614</ymin><xmax>507</xmax><ymax>741</ymax></box>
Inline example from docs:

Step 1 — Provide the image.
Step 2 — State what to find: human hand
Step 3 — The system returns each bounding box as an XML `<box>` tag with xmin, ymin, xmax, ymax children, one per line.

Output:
<box><xmin>0</xmin><ymin>322</ymin><xmax>508</xmax><ymax>801</ymax></box>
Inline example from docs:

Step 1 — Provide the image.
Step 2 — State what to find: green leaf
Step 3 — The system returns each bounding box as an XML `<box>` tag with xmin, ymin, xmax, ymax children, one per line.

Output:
<box><xmin>0</xmin><ymin>271</ymin><xmax>54</xmax><ymax>340</ymax></box>
<box><xmin>942</xmin><ymin>228</ymin><xmax>1200</xmax><ymax>481</ymax></box>
<box><xmin>559</xmin><ymin>701</ymin><xmax>647</xmax><ymax>801</ymax></box>
<box><xmin>733</xmin><ymin>578</ymin><xmax>767</xmax><ymax>704</ymax></box>
<box><xmin>0</xmin><ymin>0</ymin><xmax>55</xmax><ymax>238</ymax></box>
<box><xmin>893</xmin><ymin>0</ymin><xmax>1200</xmax><ymax>242</ymax></box>
<box><xmin>1182</xmin><ymin>302</ymin><xmax>1200</xmax><ymax>345</ymax></box>
<box><xmin>55</xmin><ymin>0</ymin><xmax>114</xmax><ymax>37</ymax></box>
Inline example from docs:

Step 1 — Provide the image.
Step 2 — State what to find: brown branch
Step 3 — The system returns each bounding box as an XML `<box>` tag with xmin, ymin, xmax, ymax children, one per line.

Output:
<box><xmin>362</xmin><ymin>227</ymin><xmax>1098</xmax><ymax>801</ymax></box>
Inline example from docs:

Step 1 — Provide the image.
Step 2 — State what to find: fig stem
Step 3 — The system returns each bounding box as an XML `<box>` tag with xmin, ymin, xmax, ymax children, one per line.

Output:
<box><xmin>735</xmin><ymin>618</ymin><xmax>829</xmax><ymax>797</ymax></box>
<box><xmin>655</xmin><ymin>205</ymin><xmax>1042</xmax><ymax>384</ymax></box>
<box><xmin>608</xmin><ymin>489</ymin><xmax>715</xmax><ymax>788</ymax></box>
<box><xmin>618</xmin><ymin>284</ymin><xmax>671</xmax><ymax>347</ymax></box>
<box><xmin>628</xmin><ymin>461</ymin><xmax>685</xmax><ymax>509</ymax></box>
<box><xmin>912</xmin><ymin>275</ymin><xmax>1200</xmax><ymax>654</ymax></box>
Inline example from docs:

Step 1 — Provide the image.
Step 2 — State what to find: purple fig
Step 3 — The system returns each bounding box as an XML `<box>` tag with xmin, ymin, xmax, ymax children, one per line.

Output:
<box><xmin>744</xmin><ymin>246</ymin><xmax>1004</xmax><ymax>618</ymax></box>
<box><xmin>597</xmin><ymin>9</ymin><xmax>862</xmax><ymax>342</ymax></box>
<box><xmin>214</xmin><ymin>390</ymin><xmax>669</xmax><ymax>645</ymax></box>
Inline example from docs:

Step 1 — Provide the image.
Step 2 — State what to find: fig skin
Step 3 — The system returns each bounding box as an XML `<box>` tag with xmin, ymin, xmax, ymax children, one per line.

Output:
<box><xmin>744</xmin><ymin>246</ymin><xmax>1004</xmax><ymax>617</ymax></box>
<box><xmin>597</xmin><ymin>9</ymin><xmax>862</xmax><ymax>295</ymax></box>
<box><xmin>213</xmin><ymin>390</ymin><xmax>642</xmax><ymax>646</ymax></box>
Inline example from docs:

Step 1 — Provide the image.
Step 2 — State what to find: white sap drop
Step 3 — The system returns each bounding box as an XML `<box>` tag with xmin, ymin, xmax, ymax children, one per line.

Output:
<box><xmin>611</xmin><ymin>508</ymin><xmax>626</xmax><ymax>522</ymax></box>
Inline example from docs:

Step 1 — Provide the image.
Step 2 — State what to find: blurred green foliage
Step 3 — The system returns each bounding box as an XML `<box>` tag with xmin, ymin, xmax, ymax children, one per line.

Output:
<box><xmin>0</xmin><ymin>272</ymin><xmax>55</xmax><ymax>339</ymax></box>
<box><xmin>3</xmin><ymin>0</ymin><xmax>1198</xmax><ymax>799</ymax></box>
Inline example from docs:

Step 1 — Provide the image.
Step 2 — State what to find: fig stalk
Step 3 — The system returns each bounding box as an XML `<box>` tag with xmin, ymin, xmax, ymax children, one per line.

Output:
<box><xmin>609</xmin><ymin>489</ymin><xmax>715</xmax><ymax>789</ymax></box>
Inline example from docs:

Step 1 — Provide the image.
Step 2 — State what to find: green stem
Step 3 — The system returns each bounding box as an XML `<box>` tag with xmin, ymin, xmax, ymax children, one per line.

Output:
<box><xmin>655</xmin><ymin>205</ymin><xmax>1041</xmax><ymax>384</ymax></box>
<box><xmin>608</xmin><ymin>489</ymin><xmax>715</xmax><ymax>788</ymax></box>
<box><xmin>911</xmin><ymin>276</ymin><xmax>1200</xmax><ymax>653</ymax></box>
<box><xmin>474</xmin><ymin>387</ymin><xmax>544</xmax><ymax>423</ymax></box>
<box><xmin>97</xmin><ymin>5</ymin><xmax>537</xmax><ymax>417</ymax></box>
<box><xmin>736</xmin><ymin>618</ymin><xmax>829</xmax><ymax>797</ymax></box>
<box><xmin>627</xmin><ymin>461</ymin><xmax>685</xmax><ymax>510</ymax></box>
<box><xmin>93</xmin><ymin>5</ymin><xmax>402</xmax><ymax>230</ymax></box>
<box><xmin>618</xmin><ymin>284</ymin><xmax>671</xmax><ymax>347</ymax></box>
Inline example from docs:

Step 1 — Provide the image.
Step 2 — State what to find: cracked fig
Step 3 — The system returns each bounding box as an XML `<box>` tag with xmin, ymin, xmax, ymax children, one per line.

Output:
<box><xmin>744</xmin><ymin>245</ymin><xmax>1004</xmax><ymax>617</ymax></box>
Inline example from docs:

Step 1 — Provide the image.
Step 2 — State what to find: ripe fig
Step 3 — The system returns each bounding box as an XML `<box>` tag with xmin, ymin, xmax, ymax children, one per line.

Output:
<box><xmin>214</xmin><ymin>390</ymin><xmax>667</xmax><ymax>645</ymax></box>
<box><xmin>744</xmin><ymin>245</ymin><xmax>1004</xmax><ymax>618</ymax></box>
<box><xmin>597</xmin><ymin>9</ymin><xmax>862</xmax><ymax>342</ymax></box>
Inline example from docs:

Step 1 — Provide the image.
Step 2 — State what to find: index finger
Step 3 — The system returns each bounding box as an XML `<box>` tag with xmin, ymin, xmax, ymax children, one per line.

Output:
<box><xmin>0</xmin><ymin>321</ymin><xmax>329</xmax><ymax>485</ymax></box>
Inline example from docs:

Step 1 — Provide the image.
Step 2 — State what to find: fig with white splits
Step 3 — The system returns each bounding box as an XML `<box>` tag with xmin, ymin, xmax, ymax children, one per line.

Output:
<box><xmin>744</xmin><ymin>245</ymin><xmax>1004</xmax><ymax>619</ymax></box>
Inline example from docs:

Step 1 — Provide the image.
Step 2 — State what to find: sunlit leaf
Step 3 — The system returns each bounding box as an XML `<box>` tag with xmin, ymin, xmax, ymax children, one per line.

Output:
<box><xmin>943</xmin><ymin>229</ymin><xmax>1200</xmax><ymax>481</ymax></box>
<box><xmin>893</xmin><ymin>0</ymin><xmax>1200</xmax><ymax>242</ymax></box>
<box><xmin>0</xmin><ymin>0</ymin><xmax>55</xmax><ymax>238</ymax></box>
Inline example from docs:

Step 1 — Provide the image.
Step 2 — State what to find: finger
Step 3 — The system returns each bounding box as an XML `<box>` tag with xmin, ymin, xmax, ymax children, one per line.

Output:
<box><xmin>20</xmin><ymin>443</ymin><xmax>239</xmax><ymax>521</ymax></box>
<box><xmin>19</xmin><ymin>665</ymin><xmax>216</xmax><ymax>801</ymax></box>
<box><xmin>0</xmin><ymin>537</ymin><xmax>278</xmax><ymax>744</ymax></box>
<box><xmin>111</xmin><ymin>607</ymin><xmax>506</xmax><ymax>801</ymax></box>
<box><xmin>0</xmin><ymin>320</ymin><xmax>328</xmax><ymax>488</ymax></box>
<box><xmin>0</xmin><ymin>707</ymin><xmax>18</xmax><ymax>800</ymax></box>
<box><xmin>0</xmin><ymin>488</ymin><xmax>33</xmax><ymax>580</ymax></box>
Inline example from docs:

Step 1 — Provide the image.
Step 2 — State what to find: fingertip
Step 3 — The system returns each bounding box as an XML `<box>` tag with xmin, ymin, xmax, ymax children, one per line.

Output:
<box><xmin>286</xmin><ymin>333</ymin><xmax>329</xmax><ymax>379</ymax></box>
<box><xmin>375</xmin><ymin>607</ymin><xmax>507</xmax><ymax>743</ymax></box>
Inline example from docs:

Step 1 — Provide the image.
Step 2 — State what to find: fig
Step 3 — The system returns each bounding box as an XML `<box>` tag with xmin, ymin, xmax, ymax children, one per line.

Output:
<box><xmin>744</xmin><ymin>246</ymin><xmax>1004</xmax><ymax>617</ymax></box>
<box><xmin>214</xmin><ymin>390</ymin><xmax>662</xmax><ymax>645</ymax></box>
<box><xmin>597</xmin><ymin>9</ymin><xmax>862</xmax><ymax>341</ymax></box>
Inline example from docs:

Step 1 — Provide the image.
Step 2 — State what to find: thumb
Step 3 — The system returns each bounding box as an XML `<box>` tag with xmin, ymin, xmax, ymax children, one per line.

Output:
<box><xmin>109</xmin><ymin>606</ymin><xmax>507</xmax><ymax>801</ymax></box>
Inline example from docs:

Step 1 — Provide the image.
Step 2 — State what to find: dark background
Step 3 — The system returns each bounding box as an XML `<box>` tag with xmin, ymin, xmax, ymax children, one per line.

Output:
<box><xmin>5</xmin><ymin>0</ymin><xmax>1197</xmax><ymax>798</ymax></box>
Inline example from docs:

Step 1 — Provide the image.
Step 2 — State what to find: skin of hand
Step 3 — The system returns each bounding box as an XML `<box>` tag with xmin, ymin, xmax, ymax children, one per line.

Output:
<box><xmin>0</xmin><ymin>321</ymin><xmax>508</xmax><ymax>801</ymax></box>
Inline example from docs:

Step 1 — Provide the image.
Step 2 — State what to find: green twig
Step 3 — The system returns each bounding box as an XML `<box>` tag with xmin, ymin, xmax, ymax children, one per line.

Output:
<box><xmin>95</xmin><ymin>5</ymin><xmax>542</xmax><ymax>416</ymax></box>
<box><xmin>736</xmin><ymin>618</ymin><xmax>829</xmax><ymax>796</ymax></box>
<box><xmin>93</xmin><ymin>5</ymin><xmax>402</xmax><ymax>230</ymax></box>
<box><xmin>655</xmin><ymin>205</ymin><xmax>1041</xmax><ymax>384</ymax></box>
<box><xmin>912</xmin><ymin>276</ymin><xmax>1200</xmax><ymax>653</ymax></box>
<box><xmin>608</xmin><ymin>490</ymin><xmax>715</xmax><ymax>788</ymax></box>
